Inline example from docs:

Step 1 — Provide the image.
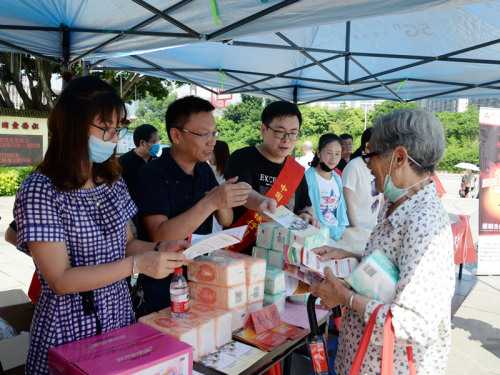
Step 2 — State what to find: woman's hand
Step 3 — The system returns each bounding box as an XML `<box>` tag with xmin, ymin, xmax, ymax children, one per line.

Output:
<box><xmin>137</xmin><ymin>251</ymin><xmax>189</xmax><ymax>279</ymax></box>
<box><xmin>258</xmin><ymin>197</ymin><xmax>277</xmax><ymax>221</ymax></box>
<box><xmin>312</xmin><ymin>246</ymin><xmax>354</xmax><ymax>262</ymax></box>
<box><xmin>158</xmin><ymin>240</ymin><xmax>191</xmax><ymax>253</ymax></box>
<box><xmin>309</xmin><ymin>267</ymin><xmax>350</xmax><ymax>310</ymax></box>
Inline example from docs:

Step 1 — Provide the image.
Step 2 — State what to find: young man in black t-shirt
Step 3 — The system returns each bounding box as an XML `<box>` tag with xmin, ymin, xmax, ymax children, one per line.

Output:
<box><xmin>226</xmin><ymin>101</ymin><xmax>320</xmax><ymax>254</ymax></box>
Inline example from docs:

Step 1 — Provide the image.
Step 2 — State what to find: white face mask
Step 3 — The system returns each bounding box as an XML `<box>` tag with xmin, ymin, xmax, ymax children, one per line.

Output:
<box><xmin>383</xmin><ymin>151</ymin><xmax>430</xmax><ymax>202</ymax></box>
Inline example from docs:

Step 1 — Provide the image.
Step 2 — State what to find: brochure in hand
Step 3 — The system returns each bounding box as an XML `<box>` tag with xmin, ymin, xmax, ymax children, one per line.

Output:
<box><xmin>183</xmin><ymin>226</ymin><xmax>248</xmax><ymax>259</ymax></box>
<box><xmin>301</xmin><ymin>246</ymin><xmax>359</xmax><ymax>279</ymax></box>
<box><xmin>264</xmin><ymin>206</ymin><xmax>319</xmax><ymax>238</ymax></box>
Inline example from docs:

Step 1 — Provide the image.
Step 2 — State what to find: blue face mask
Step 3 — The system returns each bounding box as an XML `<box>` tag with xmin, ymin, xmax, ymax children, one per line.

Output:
<box><xmin>89</xmin><ymin>135</ymin><xmax>116</xmax><ymax>163</ymax></box>
<box><xmin>383</xmin><ymin>151</ymin><xmax>429</xmax><ymax>203</ymax></box>
<box><xmin>145</xmin><ymin>142</ymin><xmax>160</xmax><ymax>156</ymax></box>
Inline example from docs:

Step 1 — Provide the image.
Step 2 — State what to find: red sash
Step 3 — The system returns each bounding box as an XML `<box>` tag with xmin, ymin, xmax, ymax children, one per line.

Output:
<box><xmin>226</xmin><ymin>156</ymin><xmax>304</xmax><ymax>252</ymax></box>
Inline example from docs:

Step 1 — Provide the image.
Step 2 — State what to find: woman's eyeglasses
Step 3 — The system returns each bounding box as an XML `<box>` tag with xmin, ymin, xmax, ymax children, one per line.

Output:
<box><xmin>361</xmin><ymin>150</ymin><xmax>382</xmax><ymax>164</ymax></box>
<box><xmin>91</xmin><ymin>124</ymin><xmax>128</xmax><ymax>141</ymax></box>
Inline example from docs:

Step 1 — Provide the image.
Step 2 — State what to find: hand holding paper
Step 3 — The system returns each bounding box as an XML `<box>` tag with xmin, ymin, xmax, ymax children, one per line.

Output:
<box><xmin>183</xmin><ymin>226</ymin><xmax>248</xmax><ymax>259</ymax></box>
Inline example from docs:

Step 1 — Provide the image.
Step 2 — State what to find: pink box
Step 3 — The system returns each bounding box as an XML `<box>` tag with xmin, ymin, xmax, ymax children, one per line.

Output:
<box><xmin>49</xmin><ymin>323</ymin><xmax>193</xmax><ymax>375</ymax></box>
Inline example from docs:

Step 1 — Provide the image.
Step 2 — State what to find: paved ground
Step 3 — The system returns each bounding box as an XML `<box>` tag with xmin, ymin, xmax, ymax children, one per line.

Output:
<box><xmin>0</xmin><ymin>173</ymin><xmax>495</xmax><ymax>374</ymax></box>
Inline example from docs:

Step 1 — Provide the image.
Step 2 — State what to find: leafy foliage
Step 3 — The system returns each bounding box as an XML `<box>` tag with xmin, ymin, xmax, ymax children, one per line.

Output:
<box><xmin>134</xmin><ymin>91</ymin><xmax>178</xmax><ymax>141</ymax></box>
<box><xmin>0</xmin><ymin>166</ymin><xmax>35</xmax><ymax>196</ymax></box>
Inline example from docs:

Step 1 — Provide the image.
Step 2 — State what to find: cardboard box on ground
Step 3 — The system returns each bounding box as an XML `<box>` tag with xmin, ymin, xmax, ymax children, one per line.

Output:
<box><xmin>0</xmin><ymin>289</ymin><xmax>35</xmax><ymax>375</ymax></box>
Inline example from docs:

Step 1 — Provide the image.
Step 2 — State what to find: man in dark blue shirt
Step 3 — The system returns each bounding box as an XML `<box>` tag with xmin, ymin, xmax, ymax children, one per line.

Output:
<box><xmin>135</xmin><ymin>96</ymin><xmax>251</xmax><ymax>316</ymax></box>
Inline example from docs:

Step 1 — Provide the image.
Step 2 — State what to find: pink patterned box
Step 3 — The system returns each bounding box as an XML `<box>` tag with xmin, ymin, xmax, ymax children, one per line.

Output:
<box><xmin>49</xmin><ymin>323</ymin><xmax>193</xmax><ymax>375</ymax></box>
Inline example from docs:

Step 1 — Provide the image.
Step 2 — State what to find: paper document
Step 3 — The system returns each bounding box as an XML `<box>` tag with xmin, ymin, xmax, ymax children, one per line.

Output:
<box><xmin>280</xmin><ymin>302</ymin><xmax>329</xmax><ymax>330</ymax></box>
<box><xmin>196</xmin><ymin>340</ymin><xmax>266</xmax><ymax>375</ymax></box>
<box><xmin>264</xmin><ymin>206</ymin><xmax>319</xmax><ymax>238</ymax></box>
<box><xmin>301</xmin><ymin>247</ymin><xmax>359</xmax><ymax>279</ymax></box>
<box><xmin>184</xmin><ymin>226</ymin><xmax>247</xmax><ymax>259</ymax></box>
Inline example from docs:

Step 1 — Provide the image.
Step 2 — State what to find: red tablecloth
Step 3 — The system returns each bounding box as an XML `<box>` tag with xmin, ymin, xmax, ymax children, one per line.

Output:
<box><xmin>451</xmin><ymin>215</ymin><xmax>477</xmax><ymax>265</ymax></box>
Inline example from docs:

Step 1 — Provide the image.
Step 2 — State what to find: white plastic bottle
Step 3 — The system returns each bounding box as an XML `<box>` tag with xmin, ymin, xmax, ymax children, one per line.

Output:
<box><xmin>170</xmin><ymin>267</ymin><xmax>190</xmax><ymax>318</ymax></box>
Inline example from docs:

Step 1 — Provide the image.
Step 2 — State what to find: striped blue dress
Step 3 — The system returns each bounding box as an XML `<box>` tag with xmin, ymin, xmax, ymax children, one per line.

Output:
<box><xmin>14</xmin><ymin>173</ymin><xmax>137</xmax><ymax>375</ymax></box>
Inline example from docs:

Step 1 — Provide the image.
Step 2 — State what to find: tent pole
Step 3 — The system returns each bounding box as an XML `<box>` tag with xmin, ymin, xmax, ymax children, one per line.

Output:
<box><xmin>349</xmin><ymin>56</ymin><xmax>403</xmax><ymax>102</ymax></box>
<box><xmin>131</xmin><ymin>0</ymin><xmax>201</xmax><ymax>39</ymax></box>
<box><xmin>351</xmin><ymin>37</ymin><xmax>500</xmax><ymax>84</ymax></box>
<box><xmin>82</xmin><ymin>61</ymin><xmax>89</xmax><ymax>77</ymax></box>
<box><xmin>226</xmin><ymin>41</ymin><xmax>345</xmax><ymax>55</ymax></box>
<box><xmin>223</xmin><ymin>72</ymin><xmax>286</xmax><ymax>101</ymax></box>
<box><xmin>61</xmin><ymin>24</ymin><xmax>70</xmax><ymax>91</ymax></box>
<box><xmin>276</xmin><ymin>32</ymin><xmax>344</xmax><ymax>84</ymax></box>
<box><xmin>345</xmin><ymin>21</ymin><xmax>350</xmax><ymax>84</ymax></box>
<box><xmin>70</xmin><ymin>0</ymin><xmax>193</xmax><ymax>64</ymax></box>
<box><xmin>292</xmin><ymin>85</ymin><xmax>297</xmax><ymax>158</ymax></box>
<box><xmin>408</xmin><ymin>77</ymin><xmax>500</xmax><ymax>102</ymax></box>
<box><xmin>0</xmin><ymin>39</ymin><xmax>60</xmax><ymax>65</ymax></box>
<box><xmin>221</xmin><ymin>55</ymin><xmax>343</xmax><ymax>95</ymax></box>
<box><xmin>206</xmin><ymin>0</ymin><xmax>299</xmax><ymax>40</ymax></box>
<box><xmin>131</xmin><ymin>55</ymin><xmax>219</xmax><ymax>94</ymax></box>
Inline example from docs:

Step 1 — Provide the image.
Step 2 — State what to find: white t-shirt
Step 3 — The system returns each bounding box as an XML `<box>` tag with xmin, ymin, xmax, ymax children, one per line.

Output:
<box><xmin>342</xmin><ymin>156</ymin><xmax>382</xmax><ymax>231</ymax></box>
<box><xmin>315</xmin><ymin>171</ymin><xmax>340</xmax><ymax>227</ymax></box>
<box><xmin>296</xmin><ymin>153</ymin><xmax>315</xmax><ymax>169</ymax></box>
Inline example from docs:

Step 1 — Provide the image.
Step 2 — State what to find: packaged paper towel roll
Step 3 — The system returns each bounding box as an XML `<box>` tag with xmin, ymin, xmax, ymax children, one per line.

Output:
<box><xmin>187</xmin><ymin>256</ymin><xmax>246</xmax><ymax>287</ymax></box>
<box><xmin>252</xmin><ymin>246</ymin><xmax>267</xmax><ymax>260</ymax></box>
<box><xmin>264</xmin><ymin>292</ymin><xmax>286</xmax><ymax>313</ymax></box>
<box><xmin>247</xmin><ymin>281</ymin><xmax>265</xmax><ymax>304</ymax></box>
<box><xmin>247</xmin><ymin>300</ymin><xmax>264</xmax><ymax>313</ymax></box>
<box><xmin>265</xmin><ymin>267</ymin><xmax>286</xmax><ymax>295</ymax></box>
<box><xmin>227</xmin><ymin>305</ymin><xmax>249</xmax><ymax>331</ymax></box>
<box><xmin>188</xmin><ymin>300</ymin><xmax>232</xmax><ymax>348</ymax></box>
<box><xmin>138</xmin><ymin>313</ymin><xmax>199</xmax><ymax>359</ymax></box>
<box><xmin>267</xmin><ymin>249</ymin><xmax>285</xmax><ymax>269</ymax></box>
<box><xmin>159</xmin><ymin>308</ymin><xmax>215</xmax><ymax>358</ymax></box>
<box><xmin>256</xmin><ymin>222</ymin><xmax>281</xmax><ymax>249</ymax></box>
<box><xmin>189</xmin><ymin>281</ymin><xmax>247</xmax><ymax>310</ymax></box>
<box><xmin>212</xmin><ymin>250</ymin><xmax>267</xmax><ymax>284</ymax></box>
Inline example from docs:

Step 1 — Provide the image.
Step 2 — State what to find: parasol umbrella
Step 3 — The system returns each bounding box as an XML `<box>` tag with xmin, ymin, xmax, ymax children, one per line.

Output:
<box><xmin>455</xmin><ymin>163</ymin><xmax>480</xmax><ymax>171</ymax></box>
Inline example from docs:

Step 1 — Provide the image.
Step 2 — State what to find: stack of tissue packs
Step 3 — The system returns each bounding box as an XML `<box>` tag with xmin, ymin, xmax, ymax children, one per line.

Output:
<box><xmin>188</xmin><ymin>253</ymin><xmax>266</xmax><ymax>333</ymax></box>
<box><xmin>253</xmin><ymin>222</ymin><xmax>329</xmax><ymax>269</ymax></box>
<box><xmin>263</xmin><ymin>267</ymin><xmax>286</xmax><ymax>312</ymax></box>
<box><xmin>187</xmin><ymin>256</ymin><xmax>246</xmax><ymax>287</ymax></box>
<box><xmin>138</xmin><ymin>313</ymin><xmax>199</xmax><ymax>358</ymax></box>
<box><xmin>344</xmin><ymin>249</ymin><xmax>399</xmax><ymax>304</ymax></box>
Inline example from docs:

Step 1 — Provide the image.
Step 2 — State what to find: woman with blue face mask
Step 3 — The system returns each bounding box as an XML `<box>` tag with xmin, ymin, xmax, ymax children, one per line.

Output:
<box><xmin>308</xmin><ymin>109</ymin><xmax>455</xmax><ymax>375</ymax></box>
<box><xmin>13</xmin><ymin>72</ymin><xmax>191</xmax><ymax>375</ymax></box>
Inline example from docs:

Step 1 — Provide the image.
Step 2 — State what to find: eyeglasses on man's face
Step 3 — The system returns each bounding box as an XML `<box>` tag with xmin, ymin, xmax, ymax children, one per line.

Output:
<box><xmin>174</xmin><ymin>127</ymin><xmax>221</xmax><ymax>142</ymax></box>
<box><xmin>266</xmin><ymin>125</ymin><xmax>301</xmax><ymax>141</ymax></box>
<box><xmin>361</xmin><ymin>150</ymin><xmax>382</xmax><ymax>164</ymax></box>
<box><xmin>90</xmin><ymin>123</ymin><xmax>128</xmax><ymax>141</ymax></box>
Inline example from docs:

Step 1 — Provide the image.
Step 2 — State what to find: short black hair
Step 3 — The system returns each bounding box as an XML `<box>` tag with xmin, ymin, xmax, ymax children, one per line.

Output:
<box><xmin>133</xmin><ymin>124</ymin><xmax>158</xmax><ymax>147</ymax></box>
<box><xmin>339</xmin><ymin>133</ymin><xmax>353</xmax><ymax>141</ymax></box>
<box><xmin>360</xmin><ymin>127</ymin><xmax>373</xmax><ymax>149</ymax></box>
<box><xmin>261</xmin><ymin>101</ymin><xmax>302</xmax><ymax>128</ymax></box>
<box><xmin>165</xmin><ymin>95</ymin><xmax>215</xmax><ymax>142</ymax></box>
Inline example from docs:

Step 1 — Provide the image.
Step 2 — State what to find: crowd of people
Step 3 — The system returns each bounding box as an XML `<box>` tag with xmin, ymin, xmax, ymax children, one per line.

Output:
<box><xmin>7</xmin><ymin>72</ymin><xmax>455</xmax><ymax>375</ymax></box>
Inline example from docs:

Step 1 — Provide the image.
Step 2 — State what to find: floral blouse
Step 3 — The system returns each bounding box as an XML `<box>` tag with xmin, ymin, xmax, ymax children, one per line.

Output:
<box><xmin>335</xmin><ymin>182</ymin><xmax>455</xmax><ymax>375</ymax></box>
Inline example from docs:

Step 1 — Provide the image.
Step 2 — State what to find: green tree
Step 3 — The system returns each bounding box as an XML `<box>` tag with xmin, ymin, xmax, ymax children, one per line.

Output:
<box><xmin>0</xmin><ymin>52</ymin><xmax>183</xmax><ymax>110</ymax></box>
<box><xmin>134</xmin><ymin>91</ymin><xmax>178</xmax><ymax>142</ymax></box>
<box><xmin>370</xmin><ymin>101</ymin><xmax>421</xmax><ymax>121</ymax></box>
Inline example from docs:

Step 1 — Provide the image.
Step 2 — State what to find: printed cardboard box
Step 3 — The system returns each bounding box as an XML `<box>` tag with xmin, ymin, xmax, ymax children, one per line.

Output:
<box><xmin>189</xmin><ymin>281</ymin><xmax>247</xmax><ymax>310</ymax></box>
<box><xmin>187</xmin><ymin>256</ymin><xmax>246</xmax><ymax>287</ymax></box>
<box><xmin>49</xmin><ymin>323</ymin><xmax>193</xmax><ymax>375</ymax></box>
<box><xmin>0</xmin><ymin>289</ymin><xmax>35</xmax><ymax>374</ymax></box>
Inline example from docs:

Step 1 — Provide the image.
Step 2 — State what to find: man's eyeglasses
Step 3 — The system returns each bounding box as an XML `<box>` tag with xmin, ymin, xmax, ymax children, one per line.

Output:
<box><xmin>174</xmin><ymin>127</ymin><xmax>221</xmax><ymax>142</ymax></box>
<box><xmin>91</xmin><ymin>123</ymin><xmax>128</xmax><ymax>141</ymax></box>
<box><xmin>361</xmin><ymin>150</ymin><xmax>382</xmax><ymax>164</ymax></box>
<box><xmin>266</xmin><ymin>125</ymin><xmax>301</xmax><ymax>141</ymax></box>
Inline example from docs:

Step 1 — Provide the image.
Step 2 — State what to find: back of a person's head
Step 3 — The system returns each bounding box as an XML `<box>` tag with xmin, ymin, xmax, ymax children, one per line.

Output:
<box><xmin>43</xmin><ymin>73</ymin><xmax>126</xmax><ymax>190</ymax></box>
<box><xmin>302</xmin><ymin>140</ymin><xmax>314</xmax><ymax>152</ymax></box>
<box><xmin>360</xmin><ymin>128</ymin><xmax>373</xmax><ymax>147</ymax></box>
<box><xmin>213</xmin><ymin>140</ymin><xmax>231</xmax><ymax>177</ymax></box>
<box><xmin>133</xmin><ymin>124</ymin><xmax>158</xmax><ymax>146</ymax></box>
<box><xmin>261</xmin><ymin>101</ymin><xmax>302</xmax><ymax>127</ymax></box>
<box><xmin>165</xmin><ymin>95</ymin><xmax>215</xmax><ymax>142</ymax></box>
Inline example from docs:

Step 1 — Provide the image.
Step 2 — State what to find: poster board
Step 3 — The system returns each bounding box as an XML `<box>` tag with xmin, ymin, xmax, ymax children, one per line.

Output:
<box><xmin>477</xmin><ymin>107</ymin><xmax>500</xmax><ymax>275</ymax></box>
<box><xmin>0</xmin><ymin>115</ymin><xmax>48</xmax><ymax>166</ymax></box>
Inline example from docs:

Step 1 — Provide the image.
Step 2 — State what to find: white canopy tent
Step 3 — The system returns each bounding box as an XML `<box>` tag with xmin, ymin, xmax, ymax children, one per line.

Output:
<box><xmin>0</xmin><ymin>0</ymin><xmax>485</xmax><ymax>73</ymax></box>
<box><xmin>84</xmin><ymin>1</ymin><xmax>500</xmax><ymax>104</ymax></box>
